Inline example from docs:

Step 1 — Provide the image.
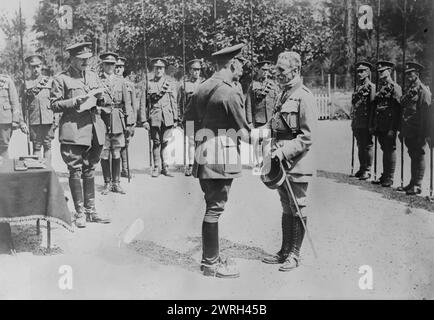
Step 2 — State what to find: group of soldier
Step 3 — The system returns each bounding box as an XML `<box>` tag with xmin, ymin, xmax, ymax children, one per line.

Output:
<box><xmin>0</xmin><ymin>41</ymin><xmax>318</xmax><ymax>279</ymax></box>
<box><xmin>4</xmin><ymin>39</ymin><xmax>432</xmax><ymax>280</ymax></box>
<box><xmin>351</xmin><ymin>59</ymin><xmax>432</xmax><ymax>196</ymax></box>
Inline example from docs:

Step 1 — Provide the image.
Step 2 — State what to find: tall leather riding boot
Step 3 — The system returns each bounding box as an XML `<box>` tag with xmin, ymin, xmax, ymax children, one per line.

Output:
<box><xmin>414</xmin><ymin>155</ymin><xmax>425</xmax><ymax>187</ymax></box>
<box><xmin>83</xmin><ymin>177</ymin><xmax>96</xmax><ymax>215</ymax></box>
<box><xmin>201</xmin><ymin>221</ymin><xmax>219</xmax><ymax>266</ymax></box>
<box><xmin>111</xmin><ymin>158</ymin><xmax>126</xmax><ymax>194</ymax></box>
<box><xmin>83</xmin><ymin>176</ymin><xmax>111</xmax><ymax>223</ymax></box>
<box><xmin>279</xmin><ymin>216</ymin><xmax>306</xmax><ymax>272</ymax></box>
<box><xmin>101</xmin><ymin>159</ymin><xmax>112</xmax><ymax>195</ymax></box>
<box><xmin>69</xmin><ymin>177</ymin><xmax>86</xmax><ymax>228</ymax></box>
<box><xmin>262</xmin><ymin>214</ymin><xmax>293</xmax><ymax>264</ymax></box>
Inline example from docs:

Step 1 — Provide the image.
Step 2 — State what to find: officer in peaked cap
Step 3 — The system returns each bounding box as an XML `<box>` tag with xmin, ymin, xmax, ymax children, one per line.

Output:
<box><xmin>183</xmin><ymin>43</ymin><xmax>251</xmax><ymax>278</ymax></box>
<box><xmin>179</xmin><ymin>58</ymin><xmax>205</xmax><ymax>176</ymax></box>
<box><xmin>24</xmin><ymin>53</ymin><xmax>58</xmax><ymax>163</ymax></box>
<box><xmin>98</xmin><ymin>52</ymin><xmax>134</xmax><ymax>195</ymax></box>
<box><xmin>371</xmin><ymin>60</ymin><xmax>402</xmax><ymax>187</ymax></box>
<box><xmin>115</xmin><ymin>56</ymin><xmax>138</xmax><ymax>179</ymax></box>
<box><xmin>351</xmin><ymin>61</ymin><xmax>376</xmax><ymax>180</ymax></box>
<box><xmin>139</xmin><ymin>57</ymin><xmax>179</xmax><ymax>177</ymax></box>
<box><xmin>246</xmin><ymin>60</ymin><xmax>280</xmax><ymax>165</ymax></box>
<box><xmin>397</xmin><ymin>61</ymin><xmax>432</xmax><ymax>195</ymax></box>
<box><xmin>50</xmin><ymin>42</ymin><xmax>110</xmax><ymax>228</ymax></box>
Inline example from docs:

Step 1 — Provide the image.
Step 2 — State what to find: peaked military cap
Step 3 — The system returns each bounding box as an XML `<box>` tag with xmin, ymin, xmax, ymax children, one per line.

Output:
<box><xmin>376</xmin><ymin>60</ymin><xmax>395</xmax><ymax>72</ymax></box>
<box><xmin>25</xmin><ymin>54</ymin><xmax>44</xmax><ymax>66</ymax></box>
<box><xmin>150</xmin><ymin>58</ymin><xmax>168</xmax><ymax>67</ymax></box>
<box><xmin>187</xmin><ymin>59</ymin><xmax>203</xmax><ymax>69</ymax></box>
<box><xmin>356</xmin><ymin>61</ymin><xmax>374</xmax><ymax>71</ymax></box>
<box><xmin>211</xmin><ymin>43</ymin><xmax>246</xmax><ymax>62</ymax></box>
<box><xmin>116</xmin><ymin>56</ymin><xmax>126</xmax><ymax>66</ymax></box>
<box><xmin>405</xmin><ymin>61</ymin><xmax>424</xmax><ymax>73</ymax></box>
<box><xmin>99</xmin><ymin>52</ymin><xmax>118</xmax><ymax>64</ymax></box>
<box><xmin>256</xmin><ymin>60</ymin><xmax>273</xmax><ymax>70</ymax></box>
<box><xmin>66</xmin><ymin>42</ymin><xmax>93</xmax><ymax>59</ymax></box>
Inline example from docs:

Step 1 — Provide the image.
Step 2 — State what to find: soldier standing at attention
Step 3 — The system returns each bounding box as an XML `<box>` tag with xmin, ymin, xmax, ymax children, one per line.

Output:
<box><xmin>99</xmin><ymin>52</ymin><xmax>134</xmax><ymax>195</ymax></box>
<box><xmin>24</xmin><ymin>54</ymin><xmax>58</xmax><ymax>163</ymax></box>
<box><xmin>397</xmin><ymin>62</ymin><xmax>432</xmax><ymax>195</ymax></box>
<box><xmin>0</xmin><ymin>73</ymin><xmax>28</xmax><ymax>158</ymax></box>
<box><xmin>245</xmin><ymin>60</ymin><xmax>280</xmax><ymax>165</ymax></box>
<box><xmin>178</xmin><ymin>59</ymin><xmax>205</xmax><ymax>176</ymax></box>
<box><xmin>260</xmin><ymin>51</ymin><xmax>316</xmax><ymax>271</ymax></box>
<box><xmin>351</xmin><ymin>61</ymin><xmax>376</xmax><ymax>180</ymax></box>
<box><xmin>115</xmin><ymin>56</ymin><xmax>137</xmax><ymax>179</ymax></box>
<box><xmin>50</xmin><ymin>42</ymin><xmax>110</xmax><ymax>228</ymax></box>
<box><xmin>245</xmin><ymin>60</ymin><xmax>280</xmax><ymax>128</ymax></box>
<box><xmin>371</xmin><ymin>61</ymin><xmax>402</xmax><ymax>187</ymax></box>
<box><xmin>139</xmin><ymin>58</ymin><xmax>179</xmax><ymax>177</ymax></box>
<box><xmin>184</xmin><ymin>43</ymin><xmax>251</xmax><ymax>278</ymax></box>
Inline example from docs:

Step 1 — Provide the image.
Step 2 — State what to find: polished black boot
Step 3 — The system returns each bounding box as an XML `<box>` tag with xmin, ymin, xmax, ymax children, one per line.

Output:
<box><xmin>111</xmin><ymin>158</ymin><xmax>126</xmax><ymax>194</ymax></box>
<box><xmin>101</xmin><ymin>159</ymin><xmax>112</xmax><ymax>195</ymax></box>
<box><xmin>262</xmin><ymin>214</ymin><xmax>292</xmax><ymax>264</ymax></box>
<box><xmin>83</xmin><ymin>177</ymin><xmax>111</xmax><ymax>224</ymax></box>
<box><xmin>69</xmin><ymin>177</ymin><xmax>86</xmax><ymax>228</ymax></box>
<box><xmin>279</xmin><ymin>216</ymin><xmax>306</xmax><ymax>272</ymax></box>
<box><xmin>200</xmin><ymin>222</ymin><xmax>239</xmax><ymax>278</ymax></box>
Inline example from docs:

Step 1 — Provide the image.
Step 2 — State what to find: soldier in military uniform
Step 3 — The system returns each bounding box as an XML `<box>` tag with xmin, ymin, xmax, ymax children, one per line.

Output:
<box><xmin>139</xmin><ymin>58</ymin><xmax>179</xmax><ymax>177</ymax></box>
<box><xmin>246</xmin><ymin>60</ymin><xmax>280</xmax><ymax>165</ymax></box>
<box><xmin>24</xmin><ymin>54</ymin><xmax>58</xmax><ymax>163</ymax></box>
<box><xmin>397</xmin><ymin>62</ymin><xmax>432</xmax><ymax>195</ymax></box>
<box><xmin>0</xmin><ymin>73</ymin><xmax>27</xmax><ymax>158</ymax></box>
<box><xmin>178</xmin><ymin>59</ymin><xmax>205</xmax><ymax>176</ymax></box>
<box><xmin>50</xmin><ymin>42</ymin><xmax>110</xmax><ymax>228</ymax></box>
<box><xmin>184</xmin><ymin>43</ymin><xmax>251</xmax><ymax>278</ymax></box>
<box><xmin>115</xmin><ymin>56</ymin><xmax>137</xmax><ymax>179</ymax></box>
<box><xmin>351</xmin><ymin>61</ymin><xmax>376</xmax><ymax>180</ymax></box>
<box><xmin>371</xmin><ymin>61</ymin><xmax>402</xmax><ymax>187</ymax></box>
<box><xmin>260</xmin><ymin>51</ymin><xmax>316</xmax><ymax>271</ymax></box>
<box><xmin>98</xmin><ymin>52</ymin><xmax>134</xmax><ymax>195</ymax></box>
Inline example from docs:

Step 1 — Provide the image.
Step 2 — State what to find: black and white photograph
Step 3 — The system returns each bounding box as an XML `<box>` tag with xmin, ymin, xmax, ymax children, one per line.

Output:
<box><xmin>0</xmin><ymin>0</ymin><xmax>433</xmax><ymax>304</ymax></box>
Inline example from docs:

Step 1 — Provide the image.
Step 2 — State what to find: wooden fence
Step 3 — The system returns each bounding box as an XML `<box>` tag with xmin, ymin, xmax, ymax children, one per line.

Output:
<box><xmin>315</xmin><ymin>93</ymin><xmax>331</xmax><ymax>120</ymax></box>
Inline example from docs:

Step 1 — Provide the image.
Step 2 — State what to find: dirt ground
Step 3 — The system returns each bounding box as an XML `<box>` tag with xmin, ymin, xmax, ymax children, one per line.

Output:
<box><xmin>1</xmin><ymin>120</ymin><xmax>434</xmax><ymax>300</ymax></box>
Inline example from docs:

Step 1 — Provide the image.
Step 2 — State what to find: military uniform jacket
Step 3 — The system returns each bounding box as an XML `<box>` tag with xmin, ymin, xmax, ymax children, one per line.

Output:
<box><xmin>351</xmin><ymin>80</ymin><xmax>376</xmax><ymax>129</ymax></box>
<box><xmin>0</xmin><ymin>75</ymin><xmax>22</xmax><ymax>125</ymax></box>
<box><xmin>139</xmin><ymin>76</ymin><xmax>178</xmax><ymax>128</ymax></box>
<box><xmin>266</xmin><ymin>78</ymin><xmax>317</xmax><ymax>183</ymax></box>
<box><xmin>400</xmin><ymin>79</ymin><xmax>432</xmax><ymax>139</ymax></box>
<box><xmin>184</xmin><ymin>71</ymin><xmax>251</xmax><ymax>179</ymax></box>
<box><xmin>245</xmin><ymin>79</ymin><xmax>280</xmax><ymax>126</ymax></box>
<box><xmin>50</xmin><ymin>66</ymin><xmax>106</xmax><ymax>146</ymax></box>
<box><xmin>178</xmin><ymin>77</ymin><xmax>204</xmax><ymax>119</ymax></box>
<box><xmin>25</xmin><ymin>76</ymin><xmax>56</xmax><ymax>125</ymax></box>
<box><xmin>372</xmin><ymin>79</ymin><xmax>402</xmax><ymax>132</ymax></box>
<box><xmin>99</xmin><ymin>73</ymin><xmax>134</xmax><ymax>135</ymax></box>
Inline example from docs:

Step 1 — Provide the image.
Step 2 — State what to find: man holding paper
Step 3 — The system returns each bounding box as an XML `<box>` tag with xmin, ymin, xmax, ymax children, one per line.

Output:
<box><xmin>50</xmin><ymin>42</ymin><xmax>110</xmax><ymax>228</ymax></box>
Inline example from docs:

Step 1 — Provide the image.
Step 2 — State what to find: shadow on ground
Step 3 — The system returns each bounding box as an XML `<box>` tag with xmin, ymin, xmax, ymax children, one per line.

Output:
<box><xmin>128</xmin><ymin>236</ymin><xmax>270</xmax><ymax>274</ymax></box>
<box><xmin>10</xmin><ymin>224</ymin><xmax>63</xmax><ymax>256</ymax></box>
<box><xmin>317</xmin><ymin>170</ymin><xmax>434</xmax><ymax>213</ymax></box>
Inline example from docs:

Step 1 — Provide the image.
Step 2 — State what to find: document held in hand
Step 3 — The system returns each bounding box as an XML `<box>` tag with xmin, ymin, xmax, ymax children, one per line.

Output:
<box><xmin>77</xmin><ymin>88</ymin><xmax>105</xmax><ymax>113</ymax></box>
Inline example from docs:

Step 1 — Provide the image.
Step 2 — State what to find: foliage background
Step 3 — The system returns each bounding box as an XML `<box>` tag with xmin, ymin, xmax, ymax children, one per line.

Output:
<box><xmin>0</xmin><ymin>0</ymin><xmax>432</xmax><ymax>90</ymax></box>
